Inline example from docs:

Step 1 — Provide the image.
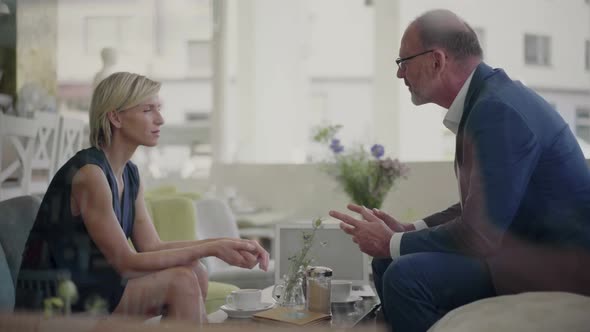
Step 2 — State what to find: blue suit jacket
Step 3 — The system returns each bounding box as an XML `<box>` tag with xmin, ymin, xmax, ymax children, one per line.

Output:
<box><xmin>400</xmin><ymin>63</ymin><xmax>590</xmax><ymax>295</ymax></box>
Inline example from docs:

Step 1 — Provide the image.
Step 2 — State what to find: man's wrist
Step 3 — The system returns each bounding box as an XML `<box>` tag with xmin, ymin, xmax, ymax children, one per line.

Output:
<box><xmin>411</xmin><ymin>219</ymin><xmax>428</xmax><ymax>231</ymax></box>
<box><xmin>389</xmin><ymin>232</ymin><xmax>404</xmax><ymax>258</ymax></box>
<box><xmin>404</xmin><ymin>223</ymin><xmax>416</xmax><ymax>232</ymax></box>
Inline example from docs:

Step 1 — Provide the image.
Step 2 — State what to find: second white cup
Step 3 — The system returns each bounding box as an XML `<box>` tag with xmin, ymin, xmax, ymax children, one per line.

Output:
<box><xmin>331</xmin><ymin>280</ymin><xmax>352</xmax><ymax>302</ymax></box>
<box><xmin>226</xmin><ymin>289</ymin><xmax>262</xmax><ymax>310</ymax></box>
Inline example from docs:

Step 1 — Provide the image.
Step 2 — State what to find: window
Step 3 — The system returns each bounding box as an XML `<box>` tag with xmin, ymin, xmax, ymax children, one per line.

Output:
<box><xmin>524</xmin><ymin>34</ymin><xmax>551</xmax><ymax>66</ymax></box>
<box><xmin>576</xmin><ymin>107</ymin><xmax>590</xmax><ymax>143</ymax></box>
<box><xmin>186</xmin><ymin>40</ymin><xmax>212</xmax><ymax>76</ymax></box>
<box><xmin>586</xmin><ymin>40</ymin><xmax>590</xmax><ymax>71</ymax></box>
<box><xmin>84</xmin><ymin>16</ymin><xmax>134</xmax><ymax>54</ymax></box>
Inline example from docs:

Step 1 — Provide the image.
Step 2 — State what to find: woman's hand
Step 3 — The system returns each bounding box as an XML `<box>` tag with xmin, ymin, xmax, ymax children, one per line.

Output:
<box><xmin>207</xmin><ymin>238</ymin><xmax>269</xmax><ymax>271</ymax></box>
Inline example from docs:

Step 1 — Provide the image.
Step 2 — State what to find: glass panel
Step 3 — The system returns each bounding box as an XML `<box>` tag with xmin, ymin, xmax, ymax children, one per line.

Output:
<box><xmin>541</xmin><ymin>36</ymin><xmax>551</xmax><ymax>66</ymax></box>
<box><xmin>187</xmin><ymin>40</ymin><xmax>212</xmax><ymax>76</ymax></box>
<box><xmin>576</xmin><ymin>125</ymin><xmax>590</xmax><ymax>143</ymax></box>
<box><xmin>576</xmin><ymin>109</ymin><xmax>590</xmax><ymax>119</ymax></box>
<box><xmin>524</xmin><ymin>34</ymin><xmax>551</xmax><ymax>66</ymax></box>
<box><xmin>57</xmin><ymin>0</ymin><xmax>214</xmax><ymax>179</ymax></box>
<box><xmin>524</xmin><ymin>34</ymin><xmax>539</xmax><ymax>64</ymax></box>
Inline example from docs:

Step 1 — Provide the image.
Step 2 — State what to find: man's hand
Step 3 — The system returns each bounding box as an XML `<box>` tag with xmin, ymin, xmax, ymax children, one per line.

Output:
<box><xmin>329</xmin><ymin>206</ymin><xmax>394</xmax><ymax>258</ymax></box>
<box><xmin>346</xmin><ymin>204</ymin><xmax>409</xmax><ymax>232</ymax></box>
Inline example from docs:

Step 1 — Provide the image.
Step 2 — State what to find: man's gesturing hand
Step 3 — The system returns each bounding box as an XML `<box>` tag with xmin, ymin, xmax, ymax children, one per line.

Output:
<box><xmin>329</xmin><ymin>206</ymin><xmax>394</xmax><ymax>258</ymax></box>
<box><xmin>346</xmin><ymin>203</ymin><xmax>408</xmax><ymax>232</ymax></box>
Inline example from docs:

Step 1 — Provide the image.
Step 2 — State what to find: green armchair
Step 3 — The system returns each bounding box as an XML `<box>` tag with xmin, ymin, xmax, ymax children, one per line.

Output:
<box><xmin>143</xmin><ymin>187</ymin><xmax>239</xmax><ymax>314</ymax></box>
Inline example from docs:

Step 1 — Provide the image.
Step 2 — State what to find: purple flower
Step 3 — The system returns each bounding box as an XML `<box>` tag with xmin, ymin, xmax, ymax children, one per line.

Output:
<box><xmin>330</xmin><ymin>139</ymin><xmax>344</xmax><ymax>154</ymax></box>
<box><xmin>371</xmin><ymin>144</ymin><xmax>385</xmax><ymax>159</ymax></box>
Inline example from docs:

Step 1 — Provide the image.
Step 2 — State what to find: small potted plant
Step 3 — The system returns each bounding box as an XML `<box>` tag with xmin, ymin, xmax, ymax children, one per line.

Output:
<box><xmin>272</xmin><ymin>217</ymin><xmax>324</xmax><ymax>310</ymax></box>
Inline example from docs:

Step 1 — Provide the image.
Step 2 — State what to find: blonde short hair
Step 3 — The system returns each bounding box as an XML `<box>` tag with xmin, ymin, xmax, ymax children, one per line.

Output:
<box><xmin>89</xmin><ymin>72</ymin><xmax>161</xmax><ymax>148</ymax></box>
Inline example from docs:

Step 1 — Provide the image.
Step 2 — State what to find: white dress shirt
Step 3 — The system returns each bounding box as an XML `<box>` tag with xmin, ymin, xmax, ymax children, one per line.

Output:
<box><xmin>389</xmin><ymin>69</ymin><xmax>476</xmax><ymax>258</ymax></box>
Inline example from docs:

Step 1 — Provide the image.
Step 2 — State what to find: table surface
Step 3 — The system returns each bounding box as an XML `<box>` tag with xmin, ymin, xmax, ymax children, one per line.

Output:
<box><xmin>219</xmin><ymin>286</ymin><xmax>381</xmax><ymax>329</ymax></box>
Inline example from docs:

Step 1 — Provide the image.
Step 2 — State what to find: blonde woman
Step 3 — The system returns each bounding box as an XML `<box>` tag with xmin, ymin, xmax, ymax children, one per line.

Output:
<box><xmin>20</xmin><ymin>72</ymin><xmax>269</xmax><ymax>323</ymax></box>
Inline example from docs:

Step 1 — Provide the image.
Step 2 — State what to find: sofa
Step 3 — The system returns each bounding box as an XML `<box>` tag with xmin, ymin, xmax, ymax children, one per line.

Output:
<box><xmin>429</xmin><ymin>292</ymin><xmax>590</xmax><ymax>332</ymax></box>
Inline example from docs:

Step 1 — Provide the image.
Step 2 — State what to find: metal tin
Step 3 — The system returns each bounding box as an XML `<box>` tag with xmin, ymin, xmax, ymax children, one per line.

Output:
<box><xmin>306</xmin><ymin>266</ymin><xmax>333</xmax><ymax>278</ymax></box>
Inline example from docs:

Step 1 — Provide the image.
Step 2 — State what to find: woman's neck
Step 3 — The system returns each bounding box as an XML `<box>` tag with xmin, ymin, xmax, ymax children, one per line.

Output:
<box><xmin>100</xmin><ymin>137</ymin><xmax>137</xmax><ymax>177</ymax></box>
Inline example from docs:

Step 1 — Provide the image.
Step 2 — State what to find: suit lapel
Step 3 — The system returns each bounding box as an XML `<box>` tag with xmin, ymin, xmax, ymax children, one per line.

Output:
<box><xmin>455</xmin><ymin>62</ymin><xmax>497</xmax><ymax>166</ymax></box>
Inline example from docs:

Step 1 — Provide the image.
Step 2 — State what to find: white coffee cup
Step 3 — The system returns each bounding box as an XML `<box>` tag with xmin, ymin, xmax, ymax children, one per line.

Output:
<box><xmin>226</xmin><ymin>289</ymin><xmax>262</xmax><ymax>310</ymax></box>
<box><xmin>331</xmin><ymin>280</ymin><xmax>352</xmax><ymax>302</ymax></box>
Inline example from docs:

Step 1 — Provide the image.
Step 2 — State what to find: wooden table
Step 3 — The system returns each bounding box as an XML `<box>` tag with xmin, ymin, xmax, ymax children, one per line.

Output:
<box><xmin>219</xmin><ymin>286</ymin><xmax>383</xmax><ymax>329</ymax></box>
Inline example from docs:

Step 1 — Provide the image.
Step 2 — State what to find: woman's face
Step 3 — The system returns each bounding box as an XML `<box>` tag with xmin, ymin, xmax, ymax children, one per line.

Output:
<box><xmin>117</xmin><ymin>95</ymin><xmax>164</xmax><ymax>147</ymax></box>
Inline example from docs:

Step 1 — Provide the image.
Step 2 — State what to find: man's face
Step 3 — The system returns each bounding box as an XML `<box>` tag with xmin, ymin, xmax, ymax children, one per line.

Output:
<box><xmin>396</xmin><ymin>26</ymin><xmax>435</xmax><ymax>106</ymax></box>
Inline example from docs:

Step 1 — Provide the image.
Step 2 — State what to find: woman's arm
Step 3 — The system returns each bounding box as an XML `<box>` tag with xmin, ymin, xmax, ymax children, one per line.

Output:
<box><xmin>130</xmin><ymin>180</ymin><xmax>270</xmax><ymax>271</ymax></box>
<box><xmin>72</xmin><ymin>165</ymin><xmax>259</xmax><ymax>279</ymax></box>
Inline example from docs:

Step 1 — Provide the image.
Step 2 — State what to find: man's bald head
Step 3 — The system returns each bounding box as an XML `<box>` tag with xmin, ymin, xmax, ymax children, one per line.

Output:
<box><xmin>410</xmin><ymin>9</ymin><xmax>482</xmax><ymax>62</ymax></box>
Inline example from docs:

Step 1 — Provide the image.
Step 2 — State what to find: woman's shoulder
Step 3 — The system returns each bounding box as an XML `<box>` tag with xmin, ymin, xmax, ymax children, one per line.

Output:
<box><xmin>49</xmin><ymin>147</ymin><xmax>107</xmax><ymax>186</ymax></box>
<box><xmin>57</xmin><ymin>147</ymin><xmax>107</xmax><ymax>172</ymax></box>
<box><xmin>73</xmin><ymin>147</ymin><xmax>109</xmax><ymax>166</ymax></box>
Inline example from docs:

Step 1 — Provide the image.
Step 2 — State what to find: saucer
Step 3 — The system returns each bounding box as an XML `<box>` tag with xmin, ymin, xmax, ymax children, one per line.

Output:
<box><xmin>220</xmin><ymin>302</ymin><xmax>274</xmax><ymax>319</ymax></box>
<box><xmin>332</xmin><ymin>295</ymin><xmax>362</xmax><ymax>304</ymax></box>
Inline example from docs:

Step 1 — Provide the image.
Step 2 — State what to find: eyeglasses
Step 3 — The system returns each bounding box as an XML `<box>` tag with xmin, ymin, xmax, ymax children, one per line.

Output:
<box><xmin>395</xmin><ymin>49</ymin><xmax>435</xmax><ymax>70</ymax></box>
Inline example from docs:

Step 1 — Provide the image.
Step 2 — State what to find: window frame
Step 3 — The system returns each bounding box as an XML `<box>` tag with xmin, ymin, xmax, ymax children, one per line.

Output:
<box><xmin>524</xmin><ymin>33</ymin><xmax>552</xmax><ymax>66</ymax></box>
<box><xmin>575</xmin><ymin>107</ymin><xmax>590</xmax><ymax>144</ymax></box>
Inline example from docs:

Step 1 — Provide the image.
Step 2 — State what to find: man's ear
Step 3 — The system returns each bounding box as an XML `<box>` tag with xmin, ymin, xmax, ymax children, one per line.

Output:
<box><xmin>107</xmin><ymin>110</ymin><xmax>123</xmax><ymax>129</ymax></box>
<box><xmin>432</xmin><ymin>50</ymin><xmax>447</xmax><ymax>73</ymax></box>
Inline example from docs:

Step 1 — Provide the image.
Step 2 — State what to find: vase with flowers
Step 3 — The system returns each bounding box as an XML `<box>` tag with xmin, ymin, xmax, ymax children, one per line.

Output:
<box><xmin>272</xmin><ymin>217</ymin><xmax>324</xmax><ymax>310</ymax></box>
<box><xmin>313</xmin><ymin>125</ymin><xmax>409</xmax><ymax>209</ymax></box>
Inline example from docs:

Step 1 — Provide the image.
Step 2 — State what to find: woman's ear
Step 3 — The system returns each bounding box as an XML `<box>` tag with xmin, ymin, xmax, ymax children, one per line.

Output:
<box><xmin>107</xmin><ymin>110</ymin><xmax>123</xmax><ymax>129</ymax></box>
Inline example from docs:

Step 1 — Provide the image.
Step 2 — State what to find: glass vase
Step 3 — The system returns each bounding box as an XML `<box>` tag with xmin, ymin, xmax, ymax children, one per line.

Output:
<box><xmin>272</xmin><ymin>276</ymin><xmax>306</xmax><ymax>311</ymax></box>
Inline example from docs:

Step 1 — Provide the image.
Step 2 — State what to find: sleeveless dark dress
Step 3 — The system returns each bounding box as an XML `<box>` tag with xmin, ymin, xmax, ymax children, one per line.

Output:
<box><xmin>20</xmin><ymin>147</ymin><xmax>139</xmax><ymax>312</ymax></box>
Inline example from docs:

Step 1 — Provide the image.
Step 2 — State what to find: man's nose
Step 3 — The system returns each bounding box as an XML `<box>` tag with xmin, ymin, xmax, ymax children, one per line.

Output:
<box><xmin>396</xmin><ymin>66</ymin><xmax>404</xmax><ymax>79</ymax></box>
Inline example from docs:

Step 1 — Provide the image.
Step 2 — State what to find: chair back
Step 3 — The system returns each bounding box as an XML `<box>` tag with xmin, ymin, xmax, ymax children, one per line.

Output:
<box><xmin>30</xmin><ymin>112</ymin><xmax>60</xmax><ymax>194</ymax></box>
<box><xmin>194</xmin><ymin>198</ymin><xmax>241</xmax><ymax>273</ymax></box>
<box><xmin>147</xmin><ymin>195</ymin><xmax>198</xmax><ymax>242</ymax></box>
<box><xmin>0</xmin><ymin>113</ymin><xmax>37</xmax><ymax>200</ymax></box>
<box><xmin>0</xmin><ymin>195</ymin><xmax>41</xmax><ymax>285</ymax></box>
<box><xmin>56</xmin><ymin>115</ymin><xmax>85</xmax><ymax>170</ymax></box>
<box><xmin>0</xmin><ymin>195</ymin><xmax>41</xmax><ymax>311</ymax></box>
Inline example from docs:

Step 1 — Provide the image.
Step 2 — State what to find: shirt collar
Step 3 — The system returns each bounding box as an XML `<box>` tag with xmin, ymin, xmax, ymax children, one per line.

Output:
<box><xmin>443</xmin><ymin>69</ymin><xmax>476</xmax><ymax>134</ymax></box>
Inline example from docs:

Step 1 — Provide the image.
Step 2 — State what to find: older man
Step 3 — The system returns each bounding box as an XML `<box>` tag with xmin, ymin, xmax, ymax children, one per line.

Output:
<box><xmin>330</xmin><ymin>9</ymin><xmax>590</xmax><ymax>332</ymax></box>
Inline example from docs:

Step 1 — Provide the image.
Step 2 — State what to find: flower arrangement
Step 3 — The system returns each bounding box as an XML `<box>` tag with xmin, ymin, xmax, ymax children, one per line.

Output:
<box><xmin>313</xmin><ymin>125</ymin><xmax>409</xmax><ymax>209</ymax></box>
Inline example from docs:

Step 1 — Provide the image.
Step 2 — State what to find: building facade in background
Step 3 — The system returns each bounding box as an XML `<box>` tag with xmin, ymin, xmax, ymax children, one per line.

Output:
<box><xmin>55</xmin><ymin>0</ymin><xmax>590</xmax><ymax>170</ymax></box>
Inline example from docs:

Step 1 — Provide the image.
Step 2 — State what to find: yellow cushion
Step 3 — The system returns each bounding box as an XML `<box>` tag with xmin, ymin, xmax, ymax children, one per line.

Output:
<box><xmin>205</xmin><ymin>281</ymin><xmax>239</xmax><ymax>314</ymax></box>
<box><xmin>144</xmin><ymin>185</ymin><xmax>177</xmax><ymax>198</ymax></box>
<box><xmin>147</xmin><ymin>196</ymin><xmax>196</xmax><ymax>242</ymax></box>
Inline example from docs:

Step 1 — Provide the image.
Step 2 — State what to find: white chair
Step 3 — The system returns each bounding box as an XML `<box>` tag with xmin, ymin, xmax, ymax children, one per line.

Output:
<box><xmin>194</xmin><ymin>198</ymin><xmax>275</xmax><ymax>289</ymax></box>
<box><xmin>55</xmin><ymin>115</ymin><xmax>85</xmax><ymax>171</ymax></box>
<box><xmin>29</xmin><ymin>111</ymin><xmax>60</xmax><ymax>194</ymax></box>
<box><xmin>0</xmin><ymin>113</ymin><xmax>37</xmax><ymax>201</ymax></box>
